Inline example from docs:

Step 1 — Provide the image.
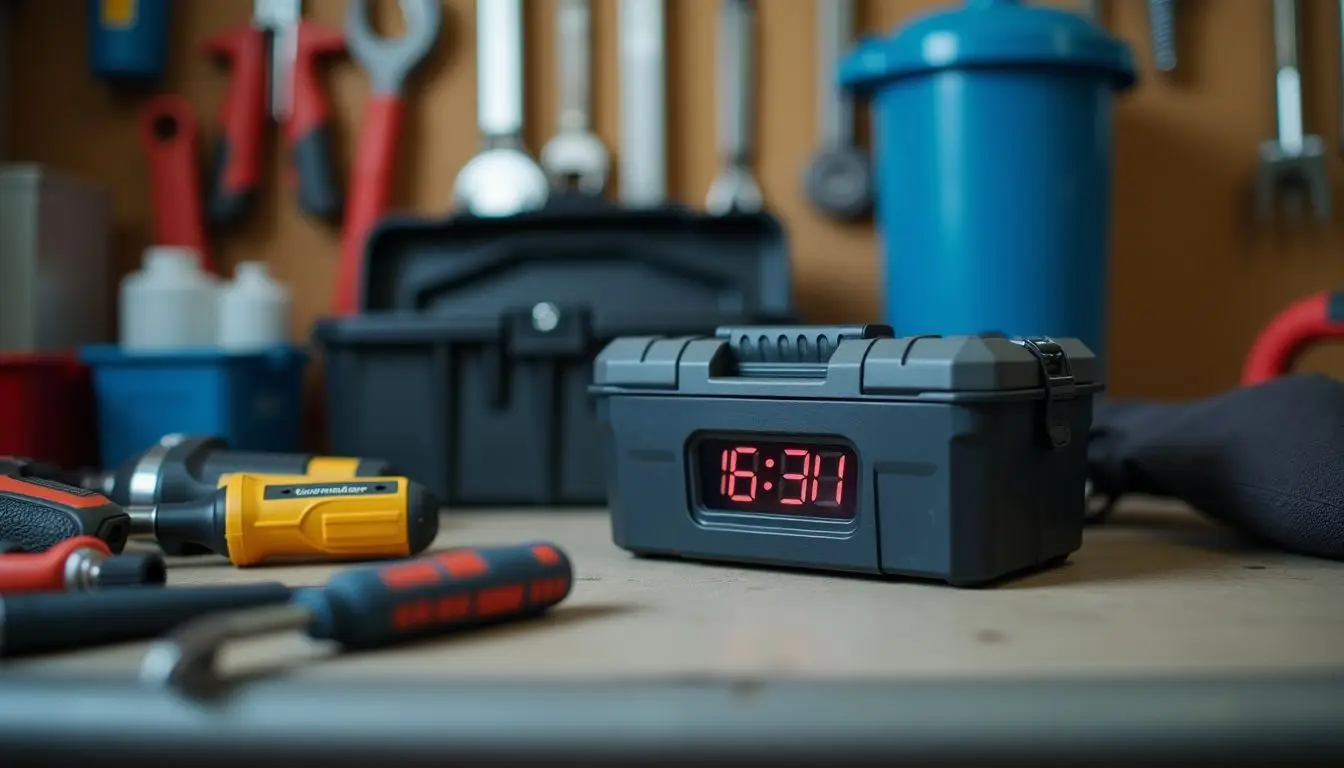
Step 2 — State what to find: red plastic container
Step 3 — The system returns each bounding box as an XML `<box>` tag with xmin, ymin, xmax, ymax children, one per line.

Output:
<box><xmin>0</xmin><ymin>353</ymin><xmax>96</xmax><ymax>468</ymax></box>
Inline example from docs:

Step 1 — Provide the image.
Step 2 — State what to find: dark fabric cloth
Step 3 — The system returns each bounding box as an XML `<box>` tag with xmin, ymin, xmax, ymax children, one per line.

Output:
<box><xmin>1089</xmin><ymin>374</ymin><xmax>1344</xmax><ymax>559</ymax></box>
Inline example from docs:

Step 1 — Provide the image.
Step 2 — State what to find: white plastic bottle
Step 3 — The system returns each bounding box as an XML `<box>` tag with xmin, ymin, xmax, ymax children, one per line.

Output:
<box><xmin>119</xmin><ymin>246</ymin><xmax>218</xmax><ymax>350</ymax></box>
<box><xmin>217</xmin><ymin>261</ymin><xmax>291</xmax><ymax>351</ymax></box>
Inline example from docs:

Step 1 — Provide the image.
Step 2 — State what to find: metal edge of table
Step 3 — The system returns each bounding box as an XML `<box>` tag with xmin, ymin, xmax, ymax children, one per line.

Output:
<box><xmin>1</xmin><ymin>672</ymin><xmax>1342</xmax><ymax>765</ymax></box>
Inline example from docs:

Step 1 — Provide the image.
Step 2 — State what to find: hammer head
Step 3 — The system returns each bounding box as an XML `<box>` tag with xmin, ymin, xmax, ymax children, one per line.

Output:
<box><xmin>1256</xmin><ymin>135</ymin><xmax>1332</xmax><ymax>224</ymax></box>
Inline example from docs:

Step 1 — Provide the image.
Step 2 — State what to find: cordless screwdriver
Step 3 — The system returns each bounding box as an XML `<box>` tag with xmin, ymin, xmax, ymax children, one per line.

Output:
<box><xmin>130</xmin><ymin>473</ymin><xmax>440</xmax><ymax>566</ymax></box>
<box><xmin>0</xmin><ymin>474</ymin><xmax>132</xmax><ymax>554</ymax></box>
<box><xmin>142</xmin><ymin>542</ymin><xmax>573</xmax><ymax>692</ymax></box>
<box><xmin>77</xmin><ymin>434</ymin><xmax>396</xmax><ymax>507</ymax></box>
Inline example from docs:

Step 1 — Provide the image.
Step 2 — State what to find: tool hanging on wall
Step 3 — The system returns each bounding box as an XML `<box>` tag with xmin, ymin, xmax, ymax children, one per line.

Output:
<box><xmin>139</xmin><ymin>95</ymin><xmax>216</xmax><ymax>273</ymax></box>
<box><xmin>1243</xmin><ymin>291</ymin><xmax>1344</xmax><ymax>384</ymax></box>
<box><xmin>205</xmin><ymin>0</ymin><xmax>344</xmax><ymax>226</ymax></box>
<box><xmin>453</xmin><ymin>0</ymin><xmax>549</xmax><ymax>217</ymax></box>
<box><xmin>802</xmin><ymin>0</ymin><xmax>872</xmax><ymax>221</ymax></box>
<box><xmin>540</xmin><ymin>0</ymin><xmax>610</xmax><ymax>196</ymax></box>
<box><xmin>1255</xmin><ymin>0</ymin><xmax>1330</xmax><ymax>223</ymax></box>
<box><xmin>334</xmin><ymin>0</ymin><xmax>440</xmax><ymax>317</ymax></box>
<box><xmin>706</xmin><ymin>0</ymin><xmax>763</xmax><ymax>215</ymax></box>
<box><xmin>1146</xmin><ymin>0</ymin><xmax>1177</xmax><ymax>73</ymax></box>
<box><xmin>617</xmin><ymin>0</ymin><xmax>668</xmax><ymax>207</ymax></box>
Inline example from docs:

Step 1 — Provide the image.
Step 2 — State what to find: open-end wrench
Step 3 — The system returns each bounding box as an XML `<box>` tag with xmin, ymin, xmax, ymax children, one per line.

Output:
<box><xmin>801</xmin><ymin>0</ymin><xmax>871</xmax><ymax>220</ymax></box>
<box><xmin>453</xmin><ymin>0</ymin><xmax>549</xmax><ymax>217</ymax></box>
<box><xmin>540</xmin><ymin>0</ymin><xmax>610</xmax><ymax>196</ymax></box>
<box><xmin>617</xmin><ymin>0</ymin><xmax>667</xmax><ymax>207</ymax></box>
<box><xmin>705</xmin><ymin>0</ymin><xmax>763</xmax><ymax>216</ymax></box>
<box><xmin>334</xmin><ymin>0</ymin><xmax>440</xmax><ymax>315</ymax></box>
<box><xmin>1255</xmin><ymin>0</ymin><xmax>1330</xmax><ymax>223</ymax></box>
<box><xmin>1146</xmin><ymin>0</ymin><xmax>1177</xmax><ymax>73</ymax></box>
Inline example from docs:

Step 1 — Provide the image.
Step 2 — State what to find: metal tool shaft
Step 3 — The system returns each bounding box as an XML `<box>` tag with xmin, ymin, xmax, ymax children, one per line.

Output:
<box><xmin>717</xmin><ymin>0</ymin><xmax>754</xmax><ymax>165</ymax></box>
<box><xmin>477</xmin><ymin>0</ymin><xmax>526</xmax><ymax>140</ymax></box>
<box><xmin>557</xmin><ymin>0</ymin><xmax>591</xmax><ymax>133</ymax></box>
<box><xmin>816</xmin><ymin>0</ymin><xmax>855</xmax><ymax>148</ymax></box>
<box><xmin>1273</xmin><ymin>0</ymin><xmax>1304</xmax><ymax>154</ymax></box>
<box><xmin>617</xmin><ymin>0</ymin><xmax>667</xmax><ymax>206</ymax></box>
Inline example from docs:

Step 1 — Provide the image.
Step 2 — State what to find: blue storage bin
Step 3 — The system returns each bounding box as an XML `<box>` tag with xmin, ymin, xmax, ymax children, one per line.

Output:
<box><xmin>79</xmin><ymin>345</ymin><xmax>309</xmax><ymax>470</ymax></box>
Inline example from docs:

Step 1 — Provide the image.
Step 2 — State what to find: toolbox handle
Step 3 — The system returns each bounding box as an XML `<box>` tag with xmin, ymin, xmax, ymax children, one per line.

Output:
<box><xmin>714</xmin><ymin>325</ymin><xmax>892</xmax><ymax>373</ymax></box>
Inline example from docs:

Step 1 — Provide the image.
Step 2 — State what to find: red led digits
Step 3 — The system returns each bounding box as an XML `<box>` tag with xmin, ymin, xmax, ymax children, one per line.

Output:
<box><xmin>722</xmin><ymin>446</ymin><xmax>760</xmax><ymax>501</ymax></box>
<box><xmin>780</xmin><ymin>449</ymin><xmax>811</xmax><ymax>506</ymax></box>
<box><xmin>810</xmin><ymin>451</ymin><xmax>847</xmax><ymax>506</ymax></box>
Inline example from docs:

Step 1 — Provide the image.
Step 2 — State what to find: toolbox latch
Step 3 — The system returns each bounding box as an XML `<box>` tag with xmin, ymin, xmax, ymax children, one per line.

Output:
<box><xmin>1017</xmin><ymin>337</ymin><xmax>1076</xmax><ymax>450</ymax></box>
<box><xmin>505</xmin><ymin>303</ymin><xmax>593</xmax><ymax>358</ymax></box>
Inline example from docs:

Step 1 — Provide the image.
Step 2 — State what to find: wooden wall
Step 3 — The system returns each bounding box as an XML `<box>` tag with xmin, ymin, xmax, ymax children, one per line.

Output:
<box><xmin>7</xmin><ymin>0</ymin><xmax>1344</xmax><ymax>399</ymax></box>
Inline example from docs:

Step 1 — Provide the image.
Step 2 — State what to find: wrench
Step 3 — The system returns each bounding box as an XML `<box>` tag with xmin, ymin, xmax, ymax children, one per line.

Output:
<box><xmin>540</xmin><ymin>0</ymin><xmax>610</xmax><ymax>195</ymax></box>
<box><xmin>452</xmin><ymin>0</ymin><xmax>549</xmax><ymax>217</ymax></box>
<box><xmin>617</xmin><ymin>0</ymin><xmax>667</xmax><ymax>207</ymax></box>
<box><xmin>705</xmin><ymin>0</ymin><xmax>763</xmax><ymax>215</ymax></box>
<box><xmin>801</xmin><ymin>0</ymin><xmax>871</xmax><ymax>220</ymax></box>
<box><xmin>1146</xmin><ymin>0</ymin><xmax>1177</xmax><ymax>73</ymax></box>
<box><xmin>334</xmin><ymin>0</ymin><xmax>440</xmax><ymax>315</ymax></box>
<box><xmin>1255</xmin><ymin>0</ymin><xmax>1330</xmax><ymax>223</ymax></box>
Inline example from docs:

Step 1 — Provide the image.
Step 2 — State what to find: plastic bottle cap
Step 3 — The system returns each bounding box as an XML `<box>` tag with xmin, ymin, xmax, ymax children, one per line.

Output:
<box><xmin>838</xmin><ymin>0</ymin><xmax>1136</xmax><ymax>94</ymax></box>
<box><xmin>144</xmin><ymin>246</ymin><xmax>202</xmax><ymax>273</ymax></box>
<box><xmin>235</xmin><ymin>261</ymin><xmax>270</xmax><ymax>282</ymax></box>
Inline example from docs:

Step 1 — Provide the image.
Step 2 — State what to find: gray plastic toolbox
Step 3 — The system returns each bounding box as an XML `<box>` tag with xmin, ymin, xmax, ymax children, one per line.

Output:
<box><xmin>0</xmin><ymin>165</ymin><xmax>113</xmax><ymax>351</ymax></box>
<box><xmin>590</xmin><ymin>326</ymin><xmax>1102</xmax><ymax>586</ymax></box>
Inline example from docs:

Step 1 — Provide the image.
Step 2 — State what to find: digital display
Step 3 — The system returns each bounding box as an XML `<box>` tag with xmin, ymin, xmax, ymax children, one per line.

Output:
<box><xmin>695</xmin><ymin>437</ymin><xmax>857</xmax><ymax>519</ymax></box>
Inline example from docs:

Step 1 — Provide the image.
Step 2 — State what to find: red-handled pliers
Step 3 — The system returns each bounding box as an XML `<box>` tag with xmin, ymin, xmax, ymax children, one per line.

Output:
<box><xmin>204</xmin><ymin>0</ymin><xmax>344</xmax><ymax>227</ymax></box>
<box><xmin>334</xmin><ymin>0</ymin><xmax>441</xmax><ymax>315</ymax></box>
<box><xmin>1242</xmin><ymin>291</ymin><xmax>1344</xmax><ymax>384</ymax></box>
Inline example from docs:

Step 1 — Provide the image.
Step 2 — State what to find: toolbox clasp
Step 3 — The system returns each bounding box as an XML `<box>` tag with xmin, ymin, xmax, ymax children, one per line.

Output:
<box><xmin>1017</xmin><ymin>337</ymin><xmax>1076</xmax><ymax>450</ymax></box>
<box><xmin>504</xmin><ymin>303</ymin><xmax>594</xmax><ymax>358</ymax></box>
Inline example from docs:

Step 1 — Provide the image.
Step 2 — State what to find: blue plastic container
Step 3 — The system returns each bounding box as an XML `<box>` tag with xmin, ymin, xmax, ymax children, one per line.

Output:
<box><xmin>839</xmin><ymin>0</ymin><xmax>1135</xmax><ymax>367</ymax></box>
<box><xmin>80</xmin><ymin>345</ymin><xmax>308</xmax><ymax>470</ymax></box>
<box><xmin>86</xmin><ymin>0</ymin><xmax>171</xmax><ymax>83</ymax></box>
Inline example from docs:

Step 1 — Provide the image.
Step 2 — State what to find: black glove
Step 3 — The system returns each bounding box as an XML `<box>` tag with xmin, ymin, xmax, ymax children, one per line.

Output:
<box><xmin>1088</xmin><ymin>374</ymin><xmax>1344</xmax><ymax>559</ymax></box>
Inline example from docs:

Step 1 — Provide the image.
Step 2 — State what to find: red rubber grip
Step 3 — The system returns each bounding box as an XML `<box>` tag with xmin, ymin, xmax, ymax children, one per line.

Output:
<box><xmin>0</xmin><ymin>536</ymin><xmax>110</xmax><ymax>595</ymax></box>
<box><xmin>286</xmin><ymin>21</ymin><xmax>345</xmax><ymax>221</ymax></box>
<box><xmin>1242</xmin><ymin>291</ymin><xmax>1344</xmax><ymax>385</ymax></box>
<box><xmin>334</xmin><ymin>95</ymin><xmax>405</xmax><ymax>315</ymax></box>
<box><xmin>203</xmin><ymin>25</ymin><xmax>266</xmax><ymax>228</ymax></box>
<box><xmin>139</xmin><ymin>94</ymin><xmax>215</xmax><ymax>273</ymax></box>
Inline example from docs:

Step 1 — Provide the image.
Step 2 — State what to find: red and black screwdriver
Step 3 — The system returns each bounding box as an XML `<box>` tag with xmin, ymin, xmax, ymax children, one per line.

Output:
<box><xmin>141</xmin><ymin>542</ymin><xmax>573</xmax><ymax>691</ymax></box>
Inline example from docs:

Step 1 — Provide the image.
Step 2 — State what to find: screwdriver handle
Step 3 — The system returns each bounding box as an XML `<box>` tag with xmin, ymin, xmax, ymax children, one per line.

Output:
<box><xmin>0</xmin><ymin>476</ymin><xmax>131</xmax><ymax>554</ymax></box>
<box><xmin>296</xmin><ymin>542</ymin><xmax>573</xmax><ymax>649</ymax></box>
<box><xmin>0</xmin><ymin>536</ymin><xmax>109</xmax><ymax>594</ymax></box>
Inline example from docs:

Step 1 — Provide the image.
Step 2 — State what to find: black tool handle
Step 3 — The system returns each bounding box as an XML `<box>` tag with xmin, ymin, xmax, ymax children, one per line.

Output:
<box><xmin>0</xmin><ymin>582</ymin><xmax>294</xmax><ymax>657</ymax></box>
<box><xmin>0</xmin><ymin>476</ymin><xmax>131</xmax><ymax>554</ymax></box>
<box><xmin>295</xmin><ymin>542</ymin><xmax>573</xmax><ymax>650</ymax></box>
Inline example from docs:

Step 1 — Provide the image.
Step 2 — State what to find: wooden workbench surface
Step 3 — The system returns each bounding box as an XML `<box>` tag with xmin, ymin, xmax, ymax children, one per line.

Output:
<box><xmin>8</xmin><ymin>501</ymin><xmax>1344</xmax><ymax>683</ymax></box>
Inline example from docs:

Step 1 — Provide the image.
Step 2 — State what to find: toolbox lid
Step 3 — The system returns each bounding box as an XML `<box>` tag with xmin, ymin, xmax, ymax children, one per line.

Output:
<box><xmin>838</xmin><ymin>0</ymin><xmax>1135</xmax><ymax>93</ymax></box>
<box><xmin>591</xmin><ymin>326</ymin><xmax>1101</xmax><ymax>401</ymax></box>
<box><xmin>358</xmin><ymin>202</ymin><xmax>793</xmax><ymax>321</ymax></box>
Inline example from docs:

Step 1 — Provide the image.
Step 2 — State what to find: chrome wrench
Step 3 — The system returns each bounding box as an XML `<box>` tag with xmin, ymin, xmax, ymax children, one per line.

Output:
<box><xmin>617</xmin><ymin>0</ymin><xmax>667</xmax><ymax>207</ymax></box>
<box><xmin>452</xmin><ymin>0</ymin><xmax>549</xmax><ymax>217</ymax></box>
<box><xmin>705</xmin><ymin>0</ymin><xmax>762</xmax><ymax>215</ymax></box>
<box><xmin>540</xmin><ymin>0</ymin><xmax>609</xmax><ymax>195</ymax></box>
<box><xmin>1255</xmin><ymin>0</ymin><xmax>1330</xmax><ymax>223</ymax></box>
<box><xmin>1146</xmin><ymin>0</ymin><xmax>1177</xmax><ymax>73</ymax></box>
<box><xmin>801</xmin><ymin>0</ymin><xmax>871</xmax><ymax>220</ymax></box>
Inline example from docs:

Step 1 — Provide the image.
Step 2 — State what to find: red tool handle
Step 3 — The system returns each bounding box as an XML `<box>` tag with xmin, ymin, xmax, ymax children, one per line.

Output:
<box><xmin>203</xmin><ymin>25</ymin><xmax>266</xmax><ymax>228</ymax></box>
<box><xmin>1243</xmin><ymin>291</ymin><xmax>1344</xmax><ymax>385</ymax></box>
<box><xmin>286</xmin><ymin>22</ymin><xmax>346</xmax><ymax>222</ymax></box>
<box><xmin>139</xmin><ymin>94</ymin><xmax>216</xmax><ymax>273</ymax></box>
<box><xmin>0</xmin><ymin>536</ymin><xmax>110</xmax><ymax>595</ymax></box>
<box><xmin>334</xmin><ymin>94</ymin><xmax>405</xmax><ymax>315</ymax></box>
<box><xmin>299</xmin><ymin>542</ymin><xmax>573</xmax><ymax>649</ymax></box>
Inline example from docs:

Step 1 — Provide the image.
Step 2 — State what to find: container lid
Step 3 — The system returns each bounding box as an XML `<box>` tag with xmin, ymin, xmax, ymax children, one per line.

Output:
<box><xmin>79</xmin><ymin>344</ymin><xmax>308</xmax><ymax>367</ymax></box>
<box><xmin>839</xmin><ymin>0</ymin><xmax>1136</xmax><ymax>93</ymax></box>
<box><xmin>591</xmin><ymin>326</ymin><xmax>1100</xmax><ymax>400</ymax></box>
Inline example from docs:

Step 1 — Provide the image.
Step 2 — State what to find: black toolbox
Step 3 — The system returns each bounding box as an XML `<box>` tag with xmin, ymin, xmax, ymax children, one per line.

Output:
<box><xmin>312</xmin><ymin>204</ymin><xmax>796</xmax><ymax>506</ymax></box>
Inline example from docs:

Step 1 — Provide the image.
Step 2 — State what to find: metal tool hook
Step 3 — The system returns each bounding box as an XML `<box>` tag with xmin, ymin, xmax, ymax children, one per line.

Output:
<box><xmin>141</xmin><ymin>602</ymin><xmax>314</xmax><ymax>695</ymax></box>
